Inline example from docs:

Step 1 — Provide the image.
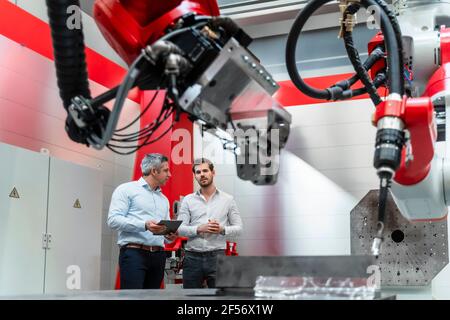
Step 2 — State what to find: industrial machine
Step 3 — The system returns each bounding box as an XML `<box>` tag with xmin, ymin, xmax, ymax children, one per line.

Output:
<box><xmin>45</xmin><ymin>0</ymin><xmax>291</xmax><ymax>185</ymax></box>
<box><xmin>44</xmin><ymin>0</ymin><xmax>449</xmax><ymax>260</ymax></box>
<box><xmin>286</xmin><ymin>0</ymin><xmax>450</xmax><ymax>256</ymax></box>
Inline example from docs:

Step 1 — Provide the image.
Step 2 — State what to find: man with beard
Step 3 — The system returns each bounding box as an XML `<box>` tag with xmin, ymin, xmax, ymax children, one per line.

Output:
<box><xmin>178</xmin><ymin>158</ymin><xmax>243</xmax><ymax>288</ymax></box>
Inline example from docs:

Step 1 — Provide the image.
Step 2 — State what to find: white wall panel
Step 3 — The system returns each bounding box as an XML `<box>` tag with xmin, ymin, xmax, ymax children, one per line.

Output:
<box><xmin>113</xmin><ymin>152</ymin><xmax>138</xmax><ymax>169</ymax></box>
<box><xmin>213</xmin><ymin>175</ymin><xmax>235</xmax><ymax>195</ymax></box>
<box><xmin>0</xmin><ymin>32</ymin><xmax>138</xmax><ymax>291</ymax></box>
<box><xmin>213</xmin><ymin>163</ymin><xmax>238</xmax><ymax>176</ymax></box>
<box><xmin>233</xmin><ymin>152</ymin><xmax>359</xmax><ymax>196</ymax></box>
<box><xmin>101</xmin><ymin>210</ymin><xmax>111</xmax><ymax>236</ymax></box>
<box><xmin>101</xmin><ymin>234</ymin><xmax>113</xmax><ymax>261</ymax></box>
<box><xmin>285</xmin><ymin>99</ymin><xmax>374</xmax><ymax>126</ymax></box>
<box><xmin>319</xmin><ymin>167</ymin><xmax>379</xmax><ymax>192</ymax></box>
<box><xmin>113</xmin><ymin>164</ymin><xmax>134</xmax><ymax>187</ymax></box>
<box><xmin>239</xmin><ymin>215</ymin><xmax>350</xmax><ymax>240</ymax></box>
<box><xmin>45</xmin><ymin>157</ymin><xmax>103</xmax><ymax>293</ymax></box>
<box><xmin>110</xmin><ymin>237</ymin><xmax>120</xmax><ymax>288</ymax></box>
<box><xmin>236</xmin><ymin>192</ymin><xmax>357</xmax><ymax>219</ymax></box>
<box><xmin>0</xmin><ymin>128</ymin><xmax>117</xmax><ymax>188</ymax></box>
<box><xmin>289</xmin><ymin>145</ymin><xmax>374</xmax><ymax>170</ymax></box>
<box><xmin>0</xmin><ymin>142</ymin><xmax>49</xmax><ymax>295</ymax></box>
<box><xmin>100</xmin><ymin>258</ymin><xmax>112</xmax><ymax>290</ymax></box>
<box><xmin>102</xmin><ymin>187</ymin><xmax>114</xmax><ymax>219</ymax></box>
<box><xmin>285</xmin><ymin>122</ymin><xmax>376</xmax><ymax>150</ymax></box>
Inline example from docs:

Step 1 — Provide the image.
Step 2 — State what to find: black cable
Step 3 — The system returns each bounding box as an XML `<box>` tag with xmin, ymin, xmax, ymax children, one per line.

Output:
<box><xmin>109</xmin><ymin>98</ymin><xmax>175</xmax><ymax>151</ymax></box>
<box><xmin>108</xmin><ymin>123</ymin><xmax>173</xmax><ymax>149</ymax></box>
<box><xmin>343</xmin><ymin>3</ymin><xmax>382</xmax><ymax>105</ymax></box>
<box><xmin>46</xmin><ymin>0</ymin><xmax>91</xmax><ymax>109</ymax></box>
<box><xmin>112</xmin><ymin>95</ymin><xmax>171</xmax><ymax>139</ymax></box>
<box><xmin>106</xmin><ymin>124</ymin><xmax>174</xmax><ymax>155</ymax></box>
<box><xmin>114</xmin><ymin>85</ymin><xmax>162</xmax><ymax>133</ymax></box>
<box><xmin>350</xmin><ymin>72</ymin><xmax>387</xmax><ymax>97</ymax></box>
<box><xmin>286</xmin><ymin>0</ymin><xmax>333</xmax><ymax>100</ymax></box>
<box><xmin>378</xmin><ymin>178</ymin><xmax>390</xmax><ymax>223</ymax></box>
<box><xmin>364</xmin><ymin>0</ymin><xmax>403</xmax><ymax>96</ymax></box>
<box><xmin>371</xmin><ymin>0</ymin><xmax>405</xmax><ymax>94</ymax></box>
<box><xmin>342</xmin><ymin>0</ymin><xmax>403</xmax><ymax>99</ymax></box>
<box><xmin>286</xmin><ymin>0</ymin><xmax>404</xmax><ymax>100</ymax></box>
<box><xmin>111</xmin><ymin>111</ymin><xmax>173</xmax><ymax>142</ymax></box>
<box><xmin>110</xmin><ymin>108</ymin><xmax>174</xmax><ymax>142</ymax></box>
<box><xmin>335</xmin><ymin>46</ymin><xmax>385</xmax><ymax>91</ymax></box>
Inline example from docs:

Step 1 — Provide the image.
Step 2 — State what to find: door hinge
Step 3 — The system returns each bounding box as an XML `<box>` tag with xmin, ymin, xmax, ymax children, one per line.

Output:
<box><xmin>42</xmin><ymin>233</ymin><xmax>52</xmax><ymax>249</ymax></box>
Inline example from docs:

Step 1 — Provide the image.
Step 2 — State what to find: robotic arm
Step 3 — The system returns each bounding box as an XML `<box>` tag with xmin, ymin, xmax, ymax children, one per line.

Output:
<box><xmin>46</xmin><ymin>0</ymin><xmax>449</xmax><ymax>255</ymax></box>
<box><xmin>45</xmin><ymin>0</ymin><xmax>291</xmax><ymax>185</ymax></box>
<box><xmin>286</xmin><ymin>0</ymin><xmax>450</xmax><ymax>255</ymax></box>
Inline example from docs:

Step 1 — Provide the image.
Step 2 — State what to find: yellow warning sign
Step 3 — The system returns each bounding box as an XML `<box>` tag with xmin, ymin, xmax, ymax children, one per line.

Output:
<box><xmin>73</xmin><ymin>199</ymin><xmax>81</xmax><ymax>209</ymax></box>
<box><xmin>9</xmin><ymin>187</ymin><xmax>20</xmax><ymax>199</ymax></box>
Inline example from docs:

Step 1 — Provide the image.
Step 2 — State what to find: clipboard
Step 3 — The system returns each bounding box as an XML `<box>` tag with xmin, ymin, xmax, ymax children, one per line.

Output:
<box><xmin>156</xmin><ymin>220</ymin><xmax>182</xmax><ymax>235</ymax></box>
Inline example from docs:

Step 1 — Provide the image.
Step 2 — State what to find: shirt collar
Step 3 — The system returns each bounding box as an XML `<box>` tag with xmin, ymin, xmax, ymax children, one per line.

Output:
<box><xmin>138</xmin><ymin>177</ymin><xmax>161</xmax><ymax>192</ymax></box>
<box><xmin>196</xmin><ymin>187</ymin><xmax>220</xmax><ymax>197</ymax></box>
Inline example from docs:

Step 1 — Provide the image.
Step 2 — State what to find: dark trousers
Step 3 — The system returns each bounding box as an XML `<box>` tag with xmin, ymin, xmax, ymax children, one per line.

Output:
<box><xmin>182</xmin><ymin>250</ymin><xmax>224</xmax><ymax>289</ymax></box>
<box><xmin>119</xmin><ymin>247</ymin><xmax>166</xmax><ymax>289</ymax></box>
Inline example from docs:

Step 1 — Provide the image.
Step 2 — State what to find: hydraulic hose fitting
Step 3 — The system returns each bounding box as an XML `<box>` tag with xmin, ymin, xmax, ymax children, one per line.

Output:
<box><xmin>373</xmin><ymin>94</ymin><xmax>406</xmax><ymax>180</ymax></box>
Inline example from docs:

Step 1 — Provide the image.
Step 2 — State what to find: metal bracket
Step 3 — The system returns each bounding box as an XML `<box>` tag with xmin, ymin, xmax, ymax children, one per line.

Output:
<box><xmin>68</xmin><ymin>96</ymin><xmax>96</xmax><ymax>129</ymax></box>
<box><xmin>338</xmin><ymin>0</ymin><xmax>360</xmax><ymax>38</ymax></box>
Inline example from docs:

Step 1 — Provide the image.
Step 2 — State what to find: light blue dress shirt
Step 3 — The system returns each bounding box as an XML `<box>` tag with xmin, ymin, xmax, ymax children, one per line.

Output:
<box><xmin>108</xmin><ymin>177</ymin><xmax>170</xmax><ymax>247</ymax></box>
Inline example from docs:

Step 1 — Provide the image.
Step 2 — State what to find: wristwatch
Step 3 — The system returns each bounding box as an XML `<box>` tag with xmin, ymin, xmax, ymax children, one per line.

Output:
<box><xmin>220</xmin><ymin>228</ymin><xmax>226</xmax><ymax>235</ymax></box>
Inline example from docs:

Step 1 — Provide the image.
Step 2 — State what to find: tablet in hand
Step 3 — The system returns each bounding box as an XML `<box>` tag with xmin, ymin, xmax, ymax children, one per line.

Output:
<box><xmin>157</xmin><ymin>220</ymin><xmax>182</xmax><ymax>234</ymax></box>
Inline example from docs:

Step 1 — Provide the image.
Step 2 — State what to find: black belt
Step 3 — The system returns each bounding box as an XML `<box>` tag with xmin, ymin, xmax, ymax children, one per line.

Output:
<box><xmin>185</xmin><ymin>250</ymin><xmax>224</xmax><ymax>257</ymax></box>
<box><xmin>123</xmin><ymin>243</ymin><xmax>164</xmax><ymax>252</ymax></box>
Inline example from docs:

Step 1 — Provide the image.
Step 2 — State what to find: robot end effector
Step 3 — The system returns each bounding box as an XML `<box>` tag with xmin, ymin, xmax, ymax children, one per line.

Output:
<box><xmin>285</xmin><ymin>0</ymin><xmax>450</xmax><ymax>255</ymax></box>
<box><xmin>45</xmin><ymin>0</ymin><xmax>291</xmax><ymax>185</ymax></box>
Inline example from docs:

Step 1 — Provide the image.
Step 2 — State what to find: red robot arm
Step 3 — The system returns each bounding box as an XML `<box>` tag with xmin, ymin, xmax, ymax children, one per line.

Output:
<box><xmin>93</xmin><ymin>0</ymin><xmax>220</xmax><ymax>65</ymax></box>
<box><xmin>370</xmin><ymin>27</ymin><xmax>450</xmax><ymax>223</ymax></box>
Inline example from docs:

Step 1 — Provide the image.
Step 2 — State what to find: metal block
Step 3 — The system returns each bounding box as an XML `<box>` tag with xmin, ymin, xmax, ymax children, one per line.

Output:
<box><xmin>351</xmin><ymin>190</ymin><xmax>449</xmax><ymax>286</ymax></box>
<box><xmin>215</xmin><ymin>255</ymin><xmax>375</xmax><ymax>289</ymax></box>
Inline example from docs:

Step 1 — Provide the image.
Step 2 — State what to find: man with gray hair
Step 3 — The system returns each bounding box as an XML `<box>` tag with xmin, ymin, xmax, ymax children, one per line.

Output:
<box><xmin>108</xmin><ymin>153</ymin><xmax>177</xmax><ymax>289</ymax></box>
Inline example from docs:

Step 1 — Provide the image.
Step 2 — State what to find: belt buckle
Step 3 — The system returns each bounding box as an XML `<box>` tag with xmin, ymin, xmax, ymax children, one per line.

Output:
<box><xmin>149</xmin><ymin>246</ymin><xmax>159</xmax><ymax>252</ymax></box>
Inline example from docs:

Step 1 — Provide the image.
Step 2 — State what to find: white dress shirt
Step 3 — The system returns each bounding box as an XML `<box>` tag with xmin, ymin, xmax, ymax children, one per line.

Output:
<box><xmin>178</xmin><ymin>188</ymin><xmax>243</xmax><ymax>252</ymax></box>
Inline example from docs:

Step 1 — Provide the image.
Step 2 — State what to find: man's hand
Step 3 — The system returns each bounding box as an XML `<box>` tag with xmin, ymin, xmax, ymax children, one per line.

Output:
<box><xmin>164</xmin><ymin>232</ymin><xmax>178</xmax><ymax>241</ymax></box>
<box><xmin>197</xmin><ymin>219</ymin><xmax>223</xmax><ymax>234</ymax></box>
<box><xmin>145</xmin><ymin>220</ymin><xmax>167</xmax><ymax>235</ymax></box>
<box><xmin>207</xmin><ymin>219</ymin><xmax>221</xmax><ymax>234</ymax></box>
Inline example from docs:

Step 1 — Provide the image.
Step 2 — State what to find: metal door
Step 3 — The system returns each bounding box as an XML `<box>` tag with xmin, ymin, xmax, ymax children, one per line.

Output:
<box><xmin>0</xmin><ymin>142</ymin><xmax>49</xmax><ymax>295</ymax></box>
<box><xmin>44</xmin><ymin>157</ymin><xmax>103</xmax><ymax>293</ymax></box>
